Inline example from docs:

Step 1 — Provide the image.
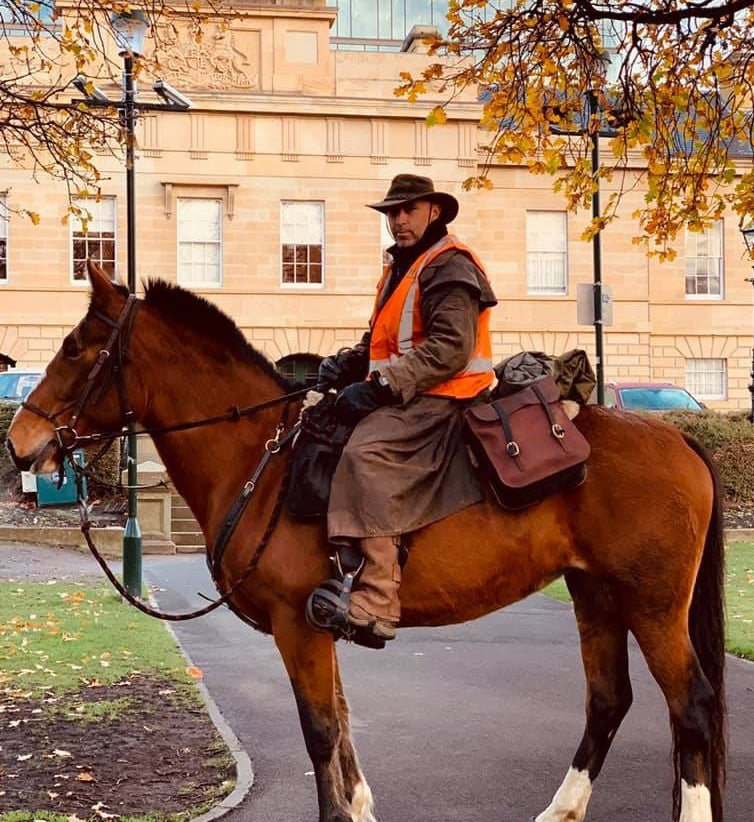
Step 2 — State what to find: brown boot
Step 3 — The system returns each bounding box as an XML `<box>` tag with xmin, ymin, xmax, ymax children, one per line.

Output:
<box><xmin>347</xmin><ymin>536</ymin><xmax>401</xmax><ymax>641</ymax></box>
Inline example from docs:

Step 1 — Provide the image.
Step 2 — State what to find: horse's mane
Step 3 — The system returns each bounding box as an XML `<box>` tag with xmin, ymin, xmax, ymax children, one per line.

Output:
<box><xmin>141</xmin><ymin>279</ymin><xmax>292</xmax><ymax>390</ymax></box>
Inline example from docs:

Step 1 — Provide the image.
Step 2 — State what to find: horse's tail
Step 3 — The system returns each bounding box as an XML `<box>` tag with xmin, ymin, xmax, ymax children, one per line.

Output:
<box><xmin>679</xmin><ymin>434</ymin><xmax>727</xmax><ymax>822</ymax></box>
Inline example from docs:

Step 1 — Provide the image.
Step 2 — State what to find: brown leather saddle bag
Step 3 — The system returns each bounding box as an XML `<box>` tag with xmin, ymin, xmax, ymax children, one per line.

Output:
<box><xmin>464</xmin><ymin>376</ymin><xmax>591</xmax><ymax>510</ymax></box>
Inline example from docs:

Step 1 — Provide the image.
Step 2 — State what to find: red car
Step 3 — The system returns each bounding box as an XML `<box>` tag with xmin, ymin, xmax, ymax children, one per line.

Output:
<box><xmin>598</xmin><ymin>382</ymin><xmax>705</xmax><ymax>412</ymax></box>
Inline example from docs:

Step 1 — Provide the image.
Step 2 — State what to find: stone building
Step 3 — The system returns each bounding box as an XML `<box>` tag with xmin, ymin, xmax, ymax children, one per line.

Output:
<box><xmin>1</xmin><ymin>0</ymin><xmax>753</xmax><ymax>411</ymax></box>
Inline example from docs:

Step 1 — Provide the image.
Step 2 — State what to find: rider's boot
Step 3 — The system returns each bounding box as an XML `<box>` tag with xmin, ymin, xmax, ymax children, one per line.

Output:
<box><xmin>346</xmin><ymin>535</ymin><xmax>401</xmax><ymax>641</ymax></box>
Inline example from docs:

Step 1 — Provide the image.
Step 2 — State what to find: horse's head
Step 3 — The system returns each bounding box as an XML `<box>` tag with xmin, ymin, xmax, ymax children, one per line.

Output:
<box><xmin>6</xmin><ymin>261</ymin><xmax>140</xmax><ymax>474</ymax></box>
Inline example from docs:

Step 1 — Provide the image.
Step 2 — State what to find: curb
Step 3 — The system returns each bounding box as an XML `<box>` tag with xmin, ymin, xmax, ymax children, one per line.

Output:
<box><xmin>158</xmin><ymin>612</ymin><xmax>254</xmax><ymax>821</ymax></box>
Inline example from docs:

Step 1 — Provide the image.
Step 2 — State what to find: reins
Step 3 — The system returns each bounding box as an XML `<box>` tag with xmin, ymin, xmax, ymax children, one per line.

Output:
<box><xmin>75</xmin><ymin>421</ymin><xmax>298</xmax><ymax>625</ymax></box>
<box><xmin>23</xmin><ymin>293</ymin><xmax>310</xmax><ymax>625</ymax></box>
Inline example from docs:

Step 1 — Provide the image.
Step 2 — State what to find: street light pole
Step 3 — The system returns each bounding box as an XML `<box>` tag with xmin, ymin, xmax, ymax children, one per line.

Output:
<box><xmin>73</xmin><ymin>11</ymin><xmax>191</xmax><ymax>597</ymax></box>
<box><xmin>121</xmin><ymin>46</ymin><xmax>141</xmax><ymax>598</ymax></box>
<box><xmin>589</xmin><ymin>90</ymin><xmax>606</xmax><ymax>407</ymax></box>
<box><xmin>740</xmin><ymin>226</ymin><xmax>754</xmax><ymax>422</ymax></box>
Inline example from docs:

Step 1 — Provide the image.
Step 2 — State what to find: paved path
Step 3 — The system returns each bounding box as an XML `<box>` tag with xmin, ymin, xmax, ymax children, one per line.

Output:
<box><xmin>142</xmin><ymin>554</ymin><xmax>754</xmax><ymax>822</ymax></box>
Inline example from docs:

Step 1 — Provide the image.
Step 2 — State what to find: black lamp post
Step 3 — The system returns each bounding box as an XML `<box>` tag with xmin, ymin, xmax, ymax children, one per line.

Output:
<box><xmin>73</xmin><ymin>11</ymin><xmax>191</xmax><ymax>597</ymax></box>
<box><xmin>549</xmin><ymin>55</ymin><xmax>614</xmax><ymax>406</ymax></box>
<box><xmin>741</xmin><ymin>225</ymin><xmax>754</xmax><ymax>422</ymax></box>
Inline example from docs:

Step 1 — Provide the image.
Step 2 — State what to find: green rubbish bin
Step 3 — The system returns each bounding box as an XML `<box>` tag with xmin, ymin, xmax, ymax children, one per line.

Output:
<box><xmin>36</xmin><ymin>450</ymin><xmax>87</xmax><ymax>507</ymax></box>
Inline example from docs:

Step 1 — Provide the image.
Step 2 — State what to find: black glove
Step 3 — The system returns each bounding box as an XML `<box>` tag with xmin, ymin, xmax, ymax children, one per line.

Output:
<box><xmin>334</xmin><ymin>374</ymin><xmax>395</xmax><ymax>425</ymax></box>
<box><xmin>318</xmin><ymin>345</ymin><xmax>369</xmax><ymax>391</ymax></box>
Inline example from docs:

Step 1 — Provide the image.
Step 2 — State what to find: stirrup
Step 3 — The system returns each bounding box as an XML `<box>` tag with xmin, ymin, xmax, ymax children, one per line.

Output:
<box><xmin>306</xmin><ymin>557</ymin><xmax>389</xmax><ymax>650</ymax></box>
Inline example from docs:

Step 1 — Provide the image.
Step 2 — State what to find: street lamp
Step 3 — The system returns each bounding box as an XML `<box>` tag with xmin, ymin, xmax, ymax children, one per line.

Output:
<box><xmin>72</xmin><ymin>11</ymin><xmax>191</xmax><ymax>597</ymax></box>
<box><xmin>740</xmin><ymin>225</ymin><xmax>754</xmax><ymax>422</ymax></box>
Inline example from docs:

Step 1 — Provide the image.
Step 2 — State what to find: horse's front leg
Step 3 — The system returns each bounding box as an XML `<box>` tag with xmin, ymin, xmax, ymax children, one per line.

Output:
<box><xmin>273</xmin><ymin>607</ymin><xmax>374</xmax><ymax>822</ymax></box>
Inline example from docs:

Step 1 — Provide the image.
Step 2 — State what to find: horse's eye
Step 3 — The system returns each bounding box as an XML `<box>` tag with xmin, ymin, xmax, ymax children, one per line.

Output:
<box><xmin>62</xmin><ymin>334</ymin><xmax>81</xmax><ymax>359</ymax></box>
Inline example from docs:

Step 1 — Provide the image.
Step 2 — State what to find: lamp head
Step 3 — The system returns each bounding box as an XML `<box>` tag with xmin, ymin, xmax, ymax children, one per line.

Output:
<box><xmin>110</xmin><ymin>10</ymin><xmax>149</xmax><ymax>57</ymax></box>
<box><xmin>152</xmin><ymin>80</ymin><xmax>192</xmax><ymax>110</ymax></box>
<box><xmin>741</xmin><ymin>224</ymin><xmax>754</xmax><ymax>256</ymax></box>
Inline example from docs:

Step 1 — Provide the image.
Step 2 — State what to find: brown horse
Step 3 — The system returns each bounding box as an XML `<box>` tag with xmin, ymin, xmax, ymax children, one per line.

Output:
<box><xmin>6</xmin><ymin>263</ymin><xmax>725</xmax><ymax>822</ymax></box>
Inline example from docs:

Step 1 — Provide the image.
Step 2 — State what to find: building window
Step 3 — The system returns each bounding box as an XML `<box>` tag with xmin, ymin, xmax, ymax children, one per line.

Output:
<box><xmin>0</xmin><ymin>0</ymin><xmax>55</xmax><ymax>28</ymax></box>
<box><xmin>281</xmin><ymin>201</ymin><xmax>324</xmax><ymax>287</ymax></box>
<box><xmin>0</xmin><ymin>196</ymin><xmax>7</xmax><ymax>282</ymax></box>
<box><xmin>277</xmin><ymin>354</ymin><xmax>322</xmax><ymax>387</ymax></box>
<box><xmin>685</xmin><ymin>221</ymin><xmax>723</xmax><ymax>298</ymax></box>
<box><xmin>527</xmin><ymin>211</ymin><xmax>567</xmax><ymax>295</ymax></box>
<box><xmin>72</xmin><ymin>197</ymin><xmax>116</xmax><ymax>282</ymax></box>
<box><xmin>177</xmin><ymin>198</ymin><xmax>223</xmax><ymax>287</ymax></box>
<box><xmin>685</xmin><ymin>358</ymin><xmax>727</xmax><ymax>400</ymax></box>
<box><xmin>331</xmin><ymin>0</ymin><xmax>452</xmax><ymax>50</ymax></box>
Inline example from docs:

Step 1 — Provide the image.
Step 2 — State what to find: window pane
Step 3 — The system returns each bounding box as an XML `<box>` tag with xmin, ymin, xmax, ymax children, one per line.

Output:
<box><xmin>177</xmin><ymin>198</ymin><xmax>222</xmax><ymax>286</ymax></box>
<box><xmin>71</xmin><ymin>197</ymin><xmax>116</xmax><ymax>282</ymax></box>
<box><xmin>527</xmin><ymin>211</ymin><xmax>567</xmax><ymax>294</ymax></box>
<box><xmin>280</xmin><ymin>202</ymin><xmax>325</xmax><ymax>286</ymax></box>
<box><xmin>685</xmin><ymin>358</ymin><xmax>726</xmax><ymax>399</ymax></box>
<box><xmin>685</xmin><ymin>221</ymin><xmax>723</xmax><ymax>297</ymax></box>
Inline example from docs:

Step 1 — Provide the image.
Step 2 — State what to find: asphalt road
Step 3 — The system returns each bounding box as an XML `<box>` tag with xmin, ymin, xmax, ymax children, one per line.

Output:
<box><xmin>145</xmin><ymin>554</ymin><xmax>754</xmax><ymax>822</ymax></box>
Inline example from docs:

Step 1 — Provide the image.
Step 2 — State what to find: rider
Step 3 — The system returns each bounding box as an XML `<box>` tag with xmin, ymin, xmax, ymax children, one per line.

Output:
<box><xmin>318</xmin><ymin>174</ymin><xmax>497</xmax><ymax>645</ymax></box>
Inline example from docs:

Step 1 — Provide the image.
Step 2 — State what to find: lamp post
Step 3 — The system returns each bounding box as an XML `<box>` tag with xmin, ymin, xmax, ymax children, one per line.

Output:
<box><xmin>549</xmin><ymin>55</ymin><xmax>615</xmax><ymax>406</ymax></box>
<box><xmin>740</xmin><ymin>225</ymin><xmax>754</xmax><ymax>422</ymax></box>
<box><xmin>73</xmin><ymin>11</ymin><xmax>191</xmax><ymax>597</ymax></box>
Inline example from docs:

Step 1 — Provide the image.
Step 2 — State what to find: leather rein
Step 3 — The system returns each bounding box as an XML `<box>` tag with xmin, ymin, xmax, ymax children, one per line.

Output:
<box><xmin>22</xmin><ymin>295</ymin><xmax>307</xmax><ymax>627</ymax></box>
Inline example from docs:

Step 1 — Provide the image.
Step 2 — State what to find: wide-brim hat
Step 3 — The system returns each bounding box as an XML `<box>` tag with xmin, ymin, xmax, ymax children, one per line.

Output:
<box><xmin>367</xmin><ymin>174</ymin><xmax>459</xmax><ymax>224</ymax></box>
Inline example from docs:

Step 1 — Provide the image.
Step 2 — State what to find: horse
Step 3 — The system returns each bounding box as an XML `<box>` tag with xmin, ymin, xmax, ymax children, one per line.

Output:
<box><xmin>6</xmin><ymin>262</ymin><xmax>725</xmax><ymax>822</ymax></box>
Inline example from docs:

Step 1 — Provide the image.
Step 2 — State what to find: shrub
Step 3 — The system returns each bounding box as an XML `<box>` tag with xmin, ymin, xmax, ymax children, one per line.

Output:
<box><xmin>661</xmin><ymin>411</ymin><xmax>754</xmax><ymax>506</ymax></box>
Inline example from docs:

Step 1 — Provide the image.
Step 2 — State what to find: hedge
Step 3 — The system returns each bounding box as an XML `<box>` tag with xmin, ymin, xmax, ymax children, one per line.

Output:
<box><xmin>0</xmin><ymin>400</ymin><xmax>122</xmax><ymax>502</ymax></box>
<box><xmin>662</xmin><ymin>411</ymin><xmax>754</xmax><ymax>505</ymax></box>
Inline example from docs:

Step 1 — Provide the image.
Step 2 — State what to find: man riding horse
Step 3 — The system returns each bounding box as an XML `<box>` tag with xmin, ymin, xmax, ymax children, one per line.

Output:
<box><xmin>318</xmin><ymin>174</ymin><xmax>498</xmax><ymax>645</ymax></box>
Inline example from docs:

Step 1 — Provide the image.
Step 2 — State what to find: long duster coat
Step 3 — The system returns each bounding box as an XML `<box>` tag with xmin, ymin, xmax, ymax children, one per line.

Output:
<box><xmin>327</xmin><ymin>246</ymin><xmax>497</xmax><ymax>541</ymax></box>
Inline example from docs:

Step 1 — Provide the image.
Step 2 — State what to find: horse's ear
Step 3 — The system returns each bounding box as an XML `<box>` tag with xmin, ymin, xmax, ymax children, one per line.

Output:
<box><xmin>87</xmin><ymin>260</ymin><xmax>117</xmax><ymax>297</ymax></box>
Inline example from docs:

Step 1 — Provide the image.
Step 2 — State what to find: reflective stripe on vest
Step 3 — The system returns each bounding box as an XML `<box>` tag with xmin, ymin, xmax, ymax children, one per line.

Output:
<box><xmin>368</xmin><ymin>235</ymin><xmax>494</xmax><ymax>399</ymax></box>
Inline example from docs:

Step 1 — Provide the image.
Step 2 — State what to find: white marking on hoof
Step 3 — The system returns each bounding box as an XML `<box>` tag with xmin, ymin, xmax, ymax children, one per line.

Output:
<box><xmin>535</xmin><ymin>767</ymin><xmax>593</xmax><ymax>822</ymax></box>
<box><xmin>679</xmin><ymin>780</ymin><xmax>712</xmax><ymax>822</ymax></box>
<box><xmin>350</xmin><ymin>778</ymin><xmax>376</xmax><ymax>822</ymax></box>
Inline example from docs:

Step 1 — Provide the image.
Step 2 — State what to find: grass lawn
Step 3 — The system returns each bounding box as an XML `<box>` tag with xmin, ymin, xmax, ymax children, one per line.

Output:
<box><xmin>540</xmin><ymin>542</ymin><xmax>754</xmax><ymax>661</ymax></box>
<box><xmin>0</xmin><ymin>581</ymin><xmax>234</xmax><ymax>822</ymax></box>
<box><xmin>0</xmin><ymin>582</ymin><xmax>196</xmax><ymax>698</ymax></box>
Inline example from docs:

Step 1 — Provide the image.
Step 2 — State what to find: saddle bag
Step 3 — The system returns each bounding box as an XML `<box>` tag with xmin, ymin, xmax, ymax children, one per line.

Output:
<box><xmin>287</xmin><ymin>392</ymin><xmax>355</xmax><ymax>520</ymax></box>
<box><xmin>463</xmin><ymin>375</ymin><xmax>590</xmax><ymax>510</ymax></box>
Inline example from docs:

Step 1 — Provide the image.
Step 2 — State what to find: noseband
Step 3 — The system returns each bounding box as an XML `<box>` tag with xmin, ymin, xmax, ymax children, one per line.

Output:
<box><xmin>22</xmin><ymin>295</ymin><xmax>140</xmax><ymax>451</ymax></box>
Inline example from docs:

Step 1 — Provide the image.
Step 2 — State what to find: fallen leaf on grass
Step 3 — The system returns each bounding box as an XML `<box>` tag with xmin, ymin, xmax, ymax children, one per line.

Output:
<box><xmin>76</xmin><ymin>771</ymin><xmax>94</xmax><ymax>782</ymax></box>
<box><xmin>186</xmin><ymin>666</ymin><xmax>203</xmax><ymax>679</ymax></box>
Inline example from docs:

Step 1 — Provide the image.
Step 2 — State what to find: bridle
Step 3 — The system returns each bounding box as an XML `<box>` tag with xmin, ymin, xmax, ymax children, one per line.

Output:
<box><xmin>22</xmin><ymin>294</ymin><xmax>141</xmax><ymax>453</ymax></box>
<box><xmin>19</xmin><ymin>293</ymin><xmax>313</xmax><ymax>627</ymax></box>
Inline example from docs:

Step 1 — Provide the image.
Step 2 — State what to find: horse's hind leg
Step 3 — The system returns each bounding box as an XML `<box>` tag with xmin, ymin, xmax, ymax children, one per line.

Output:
<box><xmin>273</xmin><ymin>609</ymin><xmax>374</xmax><ymax>822</ymax></box>
<box><xmin>630</xmin><ymin>617</ymin><xmax>719</xmax><ymax>822</ymax></box>
<box><xmin>535</xmin><ymin>572</ymin><xmax>632</xmax><ymax>822</ymax></box>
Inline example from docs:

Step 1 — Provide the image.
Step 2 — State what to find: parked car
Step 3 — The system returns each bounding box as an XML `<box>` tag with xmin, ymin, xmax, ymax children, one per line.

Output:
<box><xmin>597</xmin><ymin>381</ymin><xmax>705</xmax><ymax>412</ymax></box>
<box><xmin>0</xmin><ymin>369</ymin><xmax>43</xmax><ymax>406</ymax></box>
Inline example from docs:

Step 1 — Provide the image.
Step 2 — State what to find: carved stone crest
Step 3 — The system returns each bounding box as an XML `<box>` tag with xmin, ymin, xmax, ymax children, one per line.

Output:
<box><xmin>157</xmin><ymin>24</ymin><xmax>259</xmax><ymax>91</ymax></box>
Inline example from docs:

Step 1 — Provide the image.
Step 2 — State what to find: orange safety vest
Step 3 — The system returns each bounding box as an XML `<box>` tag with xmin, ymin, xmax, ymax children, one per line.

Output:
<box><xmin>369</xmin><ymin>234</ymin><xmax>494</xmax><ymax>399</ymax></box>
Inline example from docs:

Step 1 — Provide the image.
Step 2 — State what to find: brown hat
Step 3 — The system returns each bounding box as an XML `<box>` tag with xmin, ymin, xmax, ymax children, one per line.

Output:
<box><xmin>367</xmin><ymin>174</ymin><xmax>459</xmax><ymax>224</ymax></box>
